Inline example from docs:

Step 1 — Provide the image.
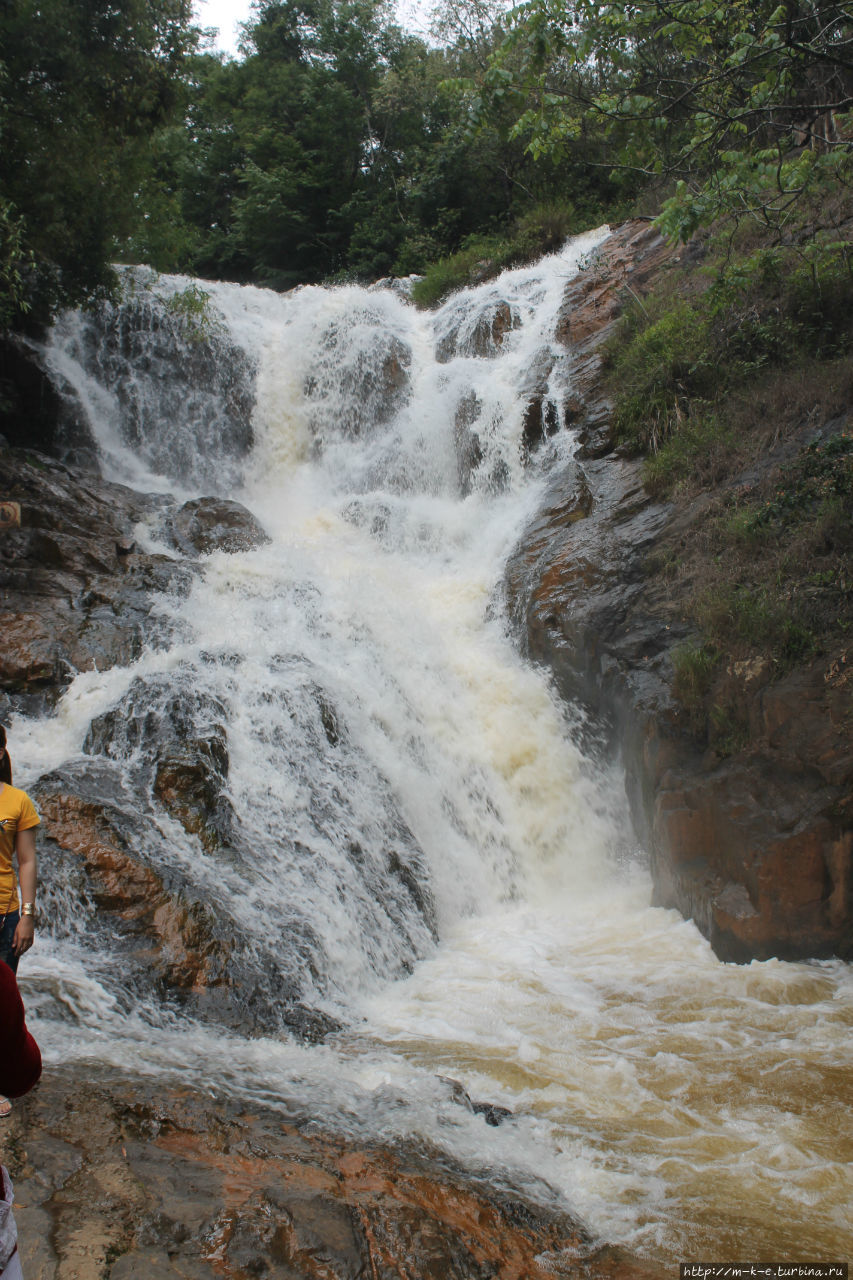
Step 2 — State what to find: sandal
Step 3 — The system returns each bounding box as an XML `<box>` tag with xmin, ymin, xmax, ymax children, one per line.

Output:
<box><xmin>0</xmin><ymin>1097</ymin><xmax>11</xmax><ymax>1118</ymax></box>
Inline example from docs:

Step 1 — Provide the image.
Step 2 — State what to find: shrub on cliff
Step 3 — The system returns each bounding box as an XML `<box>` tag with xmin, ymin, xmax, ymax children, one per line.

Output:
<box><xmin>607</xmin><ymin>235</ymin><xmax>853</xmax><ymax>470</ymax></box>
<box><xmin>410</xmin><ymin>199</ymin><xmax>602</xmax><ymax>306</ymax></box>
<box><xmin>605</xmin><ymin>223</ymin><xmax>853</xmax><ymax>746</ymax></box>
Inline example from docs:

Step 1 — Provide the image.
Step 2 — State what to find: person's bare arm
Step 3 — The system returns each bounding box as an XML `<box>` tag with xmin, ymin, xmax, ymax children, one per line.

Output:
<box><xmin>13</xmin><ymin>827</ymin><xmax>37</xmax><ymax>957</ymax></box>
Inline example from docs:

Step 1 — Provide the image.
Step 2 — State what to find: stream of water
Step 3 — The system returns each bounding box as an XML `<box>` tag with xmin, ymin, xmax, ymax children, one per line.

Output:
<box><xmin>12</xmin><ymin>230</ymin><xmax>853</xmax><ymax>1264</ymax></box>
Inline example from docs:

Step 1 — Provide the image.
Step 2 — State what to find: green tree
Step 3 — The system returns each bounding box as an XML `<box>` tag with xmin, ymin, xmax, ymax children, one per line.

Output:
<box><xmin>478</xmin><ymin>0</ymin><xmax>853</xmax><ymax>238</ymax></box>
<box><xmin>0</xmin><ymin>0</ymin><xmax>195</xmax><ymax>328</ymax></box>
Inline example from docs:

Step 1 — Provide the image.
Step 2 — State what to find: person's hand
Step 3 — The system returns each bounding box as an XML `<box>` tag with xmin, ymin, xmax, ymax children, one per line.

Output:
<box><xmin>13</xmin><ymin>915</ymin><xmax>34</xmax><ymax>957</ymax></box>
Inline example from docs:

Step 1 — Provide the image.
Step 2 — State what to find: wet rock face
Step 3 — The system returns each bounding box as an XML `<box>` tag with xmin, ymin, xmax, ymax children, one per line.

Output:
<box><xmin>507</xmin><ymin>218</ymin><xmax>853</xmax><ymax>963</ymax></box>
<box><xmin>0</xmin><ymin>451</ymin><xmax>271</xmax><ymax>717</ymax></box>
<box><xmin>0</xmin><ymin>449</ymin><xmax>194</xmax><ymax>716</ymax></box>
<box><xmin>454</xmin><ymin>391</ymin><xmax>484</xmax><ymax>496</ymax></box>
<box><xmin>84</xmin><ymin>677</ymin><xmax>236</xmax><ymax>853</ymax></box>
<box><xmin>171</xmin><ymin>496</ymin><xmax>271</xmax><ymax>557</ymax></box>
<box><xmin>76</xmin><ymin>286</ymin><xmax>257</xmax><ymax>492</ymax></box>
<box><xmin>32</xmin><ymin>758</ymin><xmax>337</xmax><ymax>1040</ymax></box>
<box><xmin>650</xmin><ymin>664</ymin><xmax>853</xmax><ymax>962</ymax></box>
<box><xmin>304</xmin><ymin>316</ymin><xmax>412</xmax><ymax>443</ymax></box>
<box><xmin>8</xmin><ymin>1070</ymin><xmax>664</xmax><ymax>1280</ymax></box>
<box><xmin>554</xmin><ymin>221</ymin><xmax>689</xmax><ymax>460</ymax></box>
<box><xmin>0</xmin><ymin>448</ymin><xmax>344</xmax><ymax>1037</ymax></box>
<box><xmin>0</xmin><ymin>333</ymin><xmax>98</xmax><ymax>466</ymax></box>
<box><xmin>30</xmin><ymin>653</ymin><xmax>436</xmax><ymax>1038</ymax></box>
<box><xmin>436</xmin><ymin>299</ymin><xmax>520</xmax><ymax>363</ymax></box>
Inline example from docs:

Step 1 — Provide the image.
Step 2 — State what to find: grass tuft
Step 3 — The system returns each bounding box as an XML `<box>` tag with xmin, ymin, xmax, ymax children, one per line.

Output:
<box><xmin>411</xmin><ymin>200</ymin><xmax>593</xmax><ymax>308</ymax></box>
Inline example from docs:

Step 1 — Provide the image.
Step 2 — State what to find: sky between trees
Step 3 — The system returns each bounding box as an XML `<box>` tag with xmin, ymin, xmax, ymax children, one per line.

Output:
<box><xmin>194</xmin><ymin>0</ymin><xmax>433</xmax><ymax>55</ymax></box>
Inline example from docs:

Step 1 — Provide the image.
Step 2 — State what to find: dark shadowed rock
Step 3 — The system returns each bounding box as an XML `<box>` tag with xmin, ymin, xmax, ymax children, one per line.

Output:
<box><xmin>0</xmin><ymin>333</ymin><xmax>99</xmax><ymax>466</ymax></box>
<box><xmin>171</xmin><ymin>497</ymin><xmax>271</xmax><ymax>557</ymax></box>
<box><xmin>0</xmin><ymin>449</ymin><xmax>194</xmax><ymax>714</ymax></box>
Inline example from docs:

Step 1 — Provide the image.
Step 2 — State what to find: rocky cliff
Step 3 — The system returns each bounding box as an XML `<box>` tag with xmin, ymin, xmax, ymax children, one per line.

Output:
<box><xmin>506</xmin><ymin>219</ymin><xmax>852</xmax><ymax>963</ymax></box>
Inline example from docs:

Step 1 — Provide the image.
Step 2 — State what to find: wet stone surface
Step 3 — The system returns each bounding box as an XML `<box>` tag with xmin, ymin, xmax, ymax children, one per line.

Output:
<box><xmin>0</xmin><ymin>449</ymin><xmax>272</xmax><ymax>717</ymax></box>
<box><xmin>0</xmin><ymin>449</ymin><xmax>192</xmax><ymax>717</ymax></box>
<box><xmin>5</xmin><ymin>1069</ymin><xmax>665</xmax><ymax>1280</ymax></box>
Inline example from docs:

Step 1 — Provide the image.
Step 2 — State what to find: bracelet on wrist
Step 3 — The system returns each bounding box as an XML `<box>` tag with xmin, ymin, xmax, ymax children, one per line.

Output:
<box><xmin>21</xmin><ymin>902</ymin><xmax>36</xmax><ymax>919</ymax></box>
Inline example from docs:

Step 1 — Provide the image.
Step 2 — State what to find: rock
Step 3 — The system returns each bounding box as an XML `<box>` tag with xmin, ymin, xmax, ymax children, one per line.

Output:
<box><xmin>513</xmin><ymin>346</ymin><xmax>566</xmax><ymax>460</ymax></box>
<box><xmin>31</xmin><ymin>758</ymin><xmax>337</xmax><ymax>1040</ymax></box>
<box><xmin>555</xmin><ymin>221</ymin><xmax>683</xmax><ymax>460</ymax></box>
<box><xmin>453</xmin><ymin>391</ymin><xmax>484</xmax><ymax>495</ymax></box>
<box><xmin>522</xmin><ymin>396</ymin><xmax>560</xmax><ymax>458</ymax></box>
<box><xmin>0</xmin><ymin>449</ymin><xmax>194</xmax><ymax>714</ymax></box>
<box><xmin>0</xmin><ymin>332</ymin><xmax>99</xmax><ymax>466</ymax></box>
<box><xmin>304</xmin><ymin>322</ymin><xmax>412</xmax><ymax>442</ymax></box>
<box><xmin>85</xmin><ymin>676</ymin><xmax>236</xmax><ymax>852</ymax></box>
<box><xmin>368</xmin><ymin>275</ymin><xmax>420</xmax><ymax>300</ymax></box>
<box><xmin>0</xmin><ymin>454</ymin><xmax>272</xmax><ymax>713</ymax></box>
<box><xmin>78</xmin><ymin>282</ymin><xmax>257</xmax><ymax>492</ymax></box>
<box><xmin>650</xmin><ymin>663</ymin><xmax>853</xmax><ymax>961</ymax></box>
<box><xmin>170</xmin><ymin>497</ymin><xmax>271</xmax><ymax>557</ymax></box>
<box><xmin>34</xmin><ymin>764</ymin><xmax>236</xmax><ymax>992</ymax></box>
<box><xmin>6</xmin><ymin>1069</ymin><xmax>665</xmax><ymax>1280</ymax></box>
<box><xmin>506</xmin><ymin>219</ymin><xmax>853</xmax><ymax>962</ymax></box>
<box><xmin>438</xmin><ymin>1077</ymin><xmax>514</xmax><ymax>1127</ymax></box>
<box><xmin>436</xmin><ymin>299</ymin><xmax>520</xmax><ymax>363</ymax></box>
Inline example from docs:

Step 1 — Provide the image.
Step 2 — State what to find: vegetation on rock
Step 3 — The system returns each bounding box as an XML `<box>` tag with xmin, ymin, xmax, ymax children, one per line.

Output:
<box><xmin>603</xmin><ymin>225</ymin><xmax>853</xmax><ymax>748</ymax></box>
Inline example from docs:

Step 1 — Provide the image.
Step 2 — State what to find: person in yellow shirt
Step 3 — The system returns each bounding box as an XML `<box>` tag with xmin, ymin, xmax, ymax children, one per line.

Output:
<box><xmin>0</xmin><ymin>723</ymin><xmax>39</xmax><ymax>1119</ymax></box>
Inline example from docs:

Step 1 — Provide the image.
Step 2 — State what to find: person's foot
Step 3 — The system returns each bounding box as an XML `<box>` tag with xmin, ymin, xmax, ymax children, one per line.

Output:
<box><xmin>0</xmin><ymin>1097</ymin><xmax>11</xmax><ymax>1118</ymax></box>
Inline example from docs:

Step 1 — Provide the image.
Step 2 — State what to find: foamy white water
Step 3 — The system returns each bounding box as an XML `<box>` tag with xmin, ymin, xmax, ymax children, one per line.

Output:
<box><xmin>14</xmin><ymin>231</ymin><xmax>853</xmax><ymax>1263</ymax></box>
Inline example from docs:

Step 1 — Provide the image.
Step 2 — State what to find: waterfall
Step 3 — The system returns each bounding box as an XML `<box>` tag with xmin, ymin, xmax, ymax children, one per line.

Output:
<box><xmin>13</xmin><ymin>231</ymin><xmax>853</xmax><ymax>1263</ymax></box>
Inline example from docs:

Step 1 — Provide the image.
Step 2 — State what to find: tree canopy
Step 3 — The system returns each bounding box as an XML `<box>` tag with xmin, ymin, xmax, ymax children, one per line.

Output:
<box><xmin>475</xmin><ymin>0</ymin><xmax>853</xmax><ymax>239</ymax></box>
<box><xmin>2</xmin><ymin>0</ymin><xmax>852</xmax><ymax>332</ymax></box>
<box><xmin>130</xmin><ymin>0</ymin><xmax>596</xmax><ymax>287</ymax></box>
<box><xmin>0</xmin><ymin>0</ymin><xmax>195</xmax><ymax>328</ymax></box>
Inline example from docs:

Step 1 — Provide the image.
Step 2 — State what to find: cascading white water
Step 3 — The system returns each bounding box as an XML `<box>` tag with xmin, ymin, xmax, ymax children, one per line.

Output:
<box><xmin>14</xmin><ymin>231</ymin><xmax>853</xmax><ymax>1263</ymax></box>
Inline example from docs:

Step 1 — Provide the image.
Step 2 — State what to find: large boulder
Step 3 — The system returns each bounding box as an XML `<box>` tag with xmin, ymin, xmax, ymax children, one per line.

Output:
<box><xmin>170</xmin><ymin>496</ymin><xmax>271</xmax><ymax>557</ymax></box>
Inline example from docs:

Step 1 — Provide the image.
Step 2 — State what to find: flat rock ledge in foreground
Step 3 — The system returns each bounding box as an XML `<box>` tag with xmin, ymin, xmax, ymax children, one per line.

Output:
<box><xmin>6</xmin><ymin>1069</ymin><xmax>663</xmax><ymax>1280</ymax></box>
